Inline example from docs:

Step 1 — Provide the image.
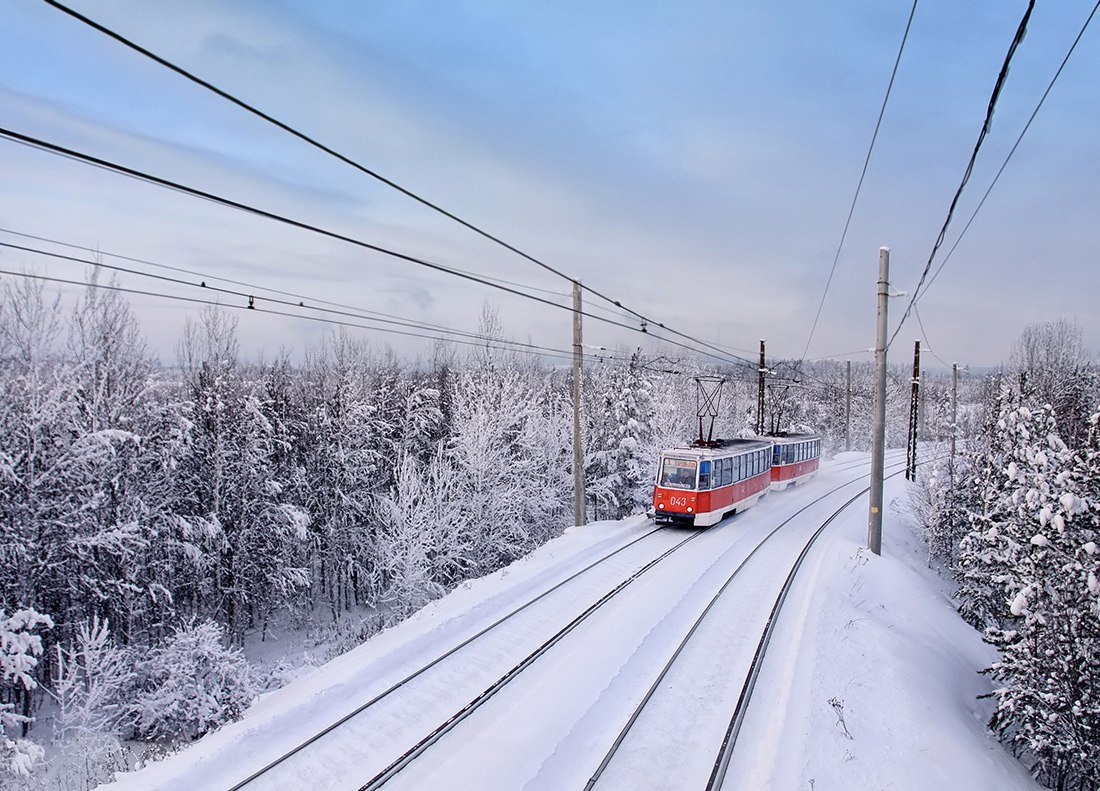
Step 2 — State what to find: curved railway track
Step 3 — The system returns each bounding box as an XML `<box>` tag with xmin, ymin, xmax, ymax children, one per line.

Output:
<box><xmin>584</xmin><ymin>457</ymin><xmax>924</xmax><ymax>789</ymax></box>
<box><xmin>228</xmin><ymin>451</ymin><xmax>906</xmax><ymax>790</ymax></box>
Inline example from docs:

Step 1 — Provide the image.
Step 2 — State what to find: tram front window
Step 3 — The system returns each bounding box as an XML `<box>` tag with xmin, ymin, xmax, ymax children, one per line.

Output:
<box><xmin>659</xmin><ymin>458</ymin><xmax>697</xmax><ymax>489</ymax></box>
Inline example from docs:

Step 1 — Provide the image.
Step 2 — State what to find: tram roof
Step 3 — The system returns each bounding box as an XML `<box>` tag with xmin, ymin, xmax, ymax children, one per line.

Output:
<box><xmin>662</xmin><ymin>438</ymin><xmax>773</xmax><ymax>457</ymax></box>
<box><xmin>757</xmin><ymin>432</ymin><xmax>821</xmax><ymax>444</ymax></box>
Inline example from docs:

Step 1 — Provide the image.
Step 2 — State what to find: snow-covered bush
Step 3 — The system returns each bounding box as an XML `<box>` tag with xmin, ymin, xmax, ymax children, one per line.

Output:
<box><xmin>51</xmin><ymin>618</ymin><xmax>135</xmax><ymax>742</ymax></box>
<box><xmin>129</xmin><ymin>619</ymin><xmax>254</xmax><ymax>742</ymax></box>
<box><xmin>46</xmin><ymin>732</ymin><xmax>134</xmax><ymax>791</ymax></box>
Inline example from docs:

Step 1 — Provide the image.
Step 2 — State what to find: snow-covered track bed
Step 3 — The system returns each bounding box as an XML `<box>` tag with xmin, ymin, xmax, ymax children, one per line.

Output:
<box><xmin>125</xmin><ymin>453</ymin><xmax>903</xmax><ymax>791</ymax></box>
<box><xmin>578</xmin><ymin>454</ymin><xmax>929</xmax><ymax>791</ymax></box>
<box><xmin>224</xmin><ymin>522</ymin><xmax>691</xmax><ymax>789</ymax></box>
<box><xmin>345</xmin><ymin>453</ymin><xmax>907</xmax><ymax>790</ymax></box>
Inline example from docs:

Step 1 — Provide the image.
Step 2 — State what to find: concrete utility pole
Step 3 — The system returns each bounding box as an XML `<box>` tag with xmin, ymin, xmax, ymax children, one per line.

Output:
<box><xmin>845</xmin><ymin>359</ymin><xmax>852</xmax><ymax>452</ymax></box>
<box><xmin>906</xmin><ymin>340</ymin><xmax>920</xmax><ymax>481</ymax></box>
<box><xmin>919</xmin><ymin>370</ymin><xmax>927</xmax><ymax>441</ymax></box>
<box><xmin>868</xmin><ymin>247</ymin><xmax>889</xmax><ymax>556</ymax></box>
<box><xmin>572</xmin><ymin>281</ymin><xmax>586</xmax><ymax>526</ymax></box>
<box><xmin>950</xmin><ymin>362</ymin><xmax>959</xmax><ymax>469</ymax></box>
<box><xmin>757</xmin><ymin>339</ymin><xmax>766</xmax><ymax>436</ymax></box>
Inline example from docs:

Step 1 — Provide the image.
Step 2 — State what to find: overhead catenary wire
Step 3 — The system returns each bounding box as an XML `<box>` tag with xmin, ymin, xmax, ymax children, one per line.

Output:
<box><xmin>799</xmin><ymin>0</ymin><xmax>918</xmax><ymax>363</ymax></box>
<box><xmin>0</xmin><ymin>229</ymin><xmax>485</xmax><ymax>339</ymax></box>
<box><xmin>0</xmin><ymin>125</ymin><xmax>756</xmax><ymax>372</ymax></box>
<box><xmin>911</xmin><ymin>0</ymin><xmax>1100</xmax><ymax>308</ymax></box>
<box><xmin>913</xmin><ymin>305</ymin><xmax>952</xmax><ymax>368</ymax></box>
<box><xmin>887</xmin><ymin>0</ymin><xmax>1036</xmax><ymax>350</ymax></box>
<box><xmin>41</xmin><ymin>0</ymin><xmax>756</xmax><ymax>371</ymax></box>
<box><xmin>0</xmin><ymin>240</ymin><xmax>632</xmax><ymax>363</ymax></box>
<box><xmin>1</xmin><ymin>225</ymin><xmax>641</xmax><ymax>346</ymax></box>
<box><xmin>0</xmin><ymin>266</ymin><xmax>633</xmax><ymax>366</ymax></box>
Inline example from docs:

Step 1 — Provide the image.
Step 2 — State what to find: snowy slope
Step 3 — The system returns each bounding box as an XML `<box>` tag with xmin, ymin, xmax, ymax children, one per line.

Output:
<box><xmin>103</xmin><ymin>453</ymin><xmax>1036</xmax><ymax>790</ymax></box>
<box><xmin>725</xmin><ymin>459</ymin><xmax>1041</xmax><ymax>791</ymax></box>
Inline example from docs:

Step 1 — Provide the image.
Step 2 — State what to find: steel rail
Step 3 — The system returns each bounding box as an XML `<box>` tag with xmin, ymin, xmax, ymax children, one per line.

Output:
<box><xmin>359</xmin><ymin>455</ymin><xmax>901</xmax><ymax>790</ymax></box>
<box><xmin>229</xmin><ymin>452</ymin><xmax>899</xmax><ymax>789</ymax></box>
<box><xmin>225</xmin><ymin>524</ymin><xmax>669</xmax><ymax>790</ymax></box>
<box><xmin>585</xmin><ymin>452</ymin><xmax>908</xmax><ymax>789</ymax></box>
<box><xmin>707</xmin><ymin>453</ymin><xmax>944</xmax><ymax>789</ymax></box>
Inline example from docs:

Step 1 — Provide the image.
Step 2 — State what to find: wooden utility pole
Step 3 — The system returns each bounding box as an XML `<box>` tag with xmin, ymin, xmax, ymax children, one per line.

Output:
<box><xmin>572</xmin><ymin>281</ymin><xmax>586</xmax><ymax>526</ymax></box>
<box><xmin>845</xmin><ymin>359</ymin><xmax>852</xmax><ymax>452</ymax></box>
<box><xmin>757</xmin><ymin>340</ymin><xmax>766</xmax><ymax>436</ymax></box>
<box><xmin>868</xmin><ymin>247</ymin><xmax>889</xmax><ymax>556</ymax></box>
<box><xmin>906</xmin><ymin>340</ymin><xmax>920</xmax><ymax>481</ymax></box>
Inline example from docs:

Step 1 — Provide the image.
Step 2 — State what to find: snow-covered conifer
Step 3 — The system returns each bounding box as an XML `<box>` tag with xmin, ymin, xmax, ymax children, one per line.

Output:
<box><xmin>129</xmin><ymin>619</ymin><xmax>253</xmax><ymax>742</ymax></box>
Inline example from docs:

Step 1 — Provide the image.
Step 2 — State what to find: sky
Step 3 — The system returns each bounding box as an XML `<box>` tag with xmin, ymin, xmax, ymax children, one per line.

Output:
<box><xmin>1</xmin><ymin>0</ymin><xmax>1097</xmax><ymax>370</ymax></box>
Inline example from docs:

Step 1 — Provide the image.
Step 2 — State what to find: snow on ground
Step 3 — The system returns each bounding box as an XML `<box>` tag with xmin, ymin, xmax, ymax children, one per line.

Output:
<box><xmin>729</xmin><ymin>463</ymin><xmax>1041</xmax><ymax>791</ymax></box>
<box><xmin>103</xmin><ymin>454</ymin><xmax>1038</xmax><ymax>790</ymax></box>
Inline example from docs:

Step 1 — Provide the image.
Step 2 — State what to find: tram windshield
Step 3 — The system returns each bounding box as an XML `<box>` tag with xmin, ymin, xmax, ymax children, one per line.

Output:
<box><xmin>658</xmin><ymin>457</ymin><xmax>697</xmax><ymax>489</ymax></box>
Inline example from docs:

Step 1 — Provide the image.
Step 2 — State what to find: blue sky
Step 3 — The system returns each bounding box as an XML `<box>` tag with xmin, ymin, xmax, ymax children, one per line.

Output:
<box><xmin>1</xmin><ymin>0</ymin><xmax>1097</xmax><ymax>369</ymax></box>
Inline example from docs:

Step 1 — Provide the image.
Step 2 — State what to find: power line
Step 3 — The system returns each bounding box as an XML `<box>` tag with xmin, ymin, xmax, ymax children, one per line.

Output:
<box><xmin>887</xmin><ymin>0</ymin><xmax>1036</xmax><ymax>349</ymax></box>
<box><xmin>0</xmin><ymin>266</ymin><xmax>631</xmax><ymax>366</ymax></box>
<box><xmin>0</xmin><ymin>126</ymin><xmax>753</xmax><ymax>370</ymax></box>
<box><xmin>913</xmin><ymin>0</ymin><xmax>1100</xmax><ymax>306</ymax></box>
<box><xmin>0</xmin><ymin>228</ymin><xmax>480</xmax><ymax>338</ymax></box>
<box><xmin>41</xmin><ymin>0</ymin><xmax>753</xmax><ymax>371</ymax></box>
<box><xmin>800</xmin><ymin>0</ymin><xmax>918</xmax><ymax>362</ymax></box>
<box><xmin>0</xmin><ymin>240</ymin><xmax>619</xmax><ymax>362</ymax></box>
<box><xmin>805</xmin><ymin>349</ymin><xmax>873</xmax><ymax>362</ymax></box>
<box><xmin>913</xmin><ymin>304</ymin><xmax>951</xmax><ymax>368</ymax></box>
<box><xmin>4</xmin><ymin>224</ymin><xmax>645</xmax><ymax>341</ymax></box>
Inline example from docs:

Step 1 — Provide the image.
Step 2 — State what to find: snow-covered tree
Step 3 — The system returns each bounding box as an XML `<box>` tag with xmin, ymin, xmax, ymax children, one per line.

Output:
<box><xmin>606</xmin><ymin>351</ymin><xmax>656</xmax><ymax>518</ymax></box>
<box><xmin>300</xmin><ymin>331</ymin><xmax>389</xmax><ymax>616</ymax></box>
<box><xmin>1</xmin><ymin>608</ymin><xmax>51</xmax><ymax>779</ymax></box>
<box><xmin>51</xmin><ymin>617</ymin><xmax>134</xmax><ymax>741</ymax></box>
<box><xmin>984</xmin><ymin>410</ymin><xmax>1100</xmax><ymax>789</ymax></box>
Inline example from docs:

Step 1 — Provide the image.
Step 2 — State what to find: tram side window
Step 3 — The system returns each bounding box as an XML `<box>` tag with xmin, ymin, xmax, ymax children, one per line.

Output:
<box><xmin>698</xmin><ymin>461</ymin><xmax>711</xmax><ymax>490</ymax></box>
<box><xmin>735</xmin><ymin>456</ymin><xmax>743</xmax><ymax>481</ymax></box>
<box><xmin>722</xmin><ymin>458</ymin><xmax>733</xmax><ymax>486</ymax></box>
<box><xmin>773</xmin><ymin>445</ymin><xmax>782</xmax><ymax>465</ymax></box>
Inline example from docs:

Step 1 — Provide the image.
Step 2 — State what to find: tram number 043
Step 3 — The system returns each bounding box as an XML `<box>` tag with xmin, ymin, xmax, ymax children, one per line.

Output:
<box><xmin>669</xmin><ymin>496</ymin><xmax>688</xmax><ymax>507</ymax></box>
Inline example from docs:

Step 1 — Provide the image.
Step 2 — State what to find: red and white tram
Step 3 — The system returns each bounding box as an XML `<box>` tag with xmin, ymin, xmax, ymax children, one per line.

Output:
<box><xmin>765</xmin><ymin>433</ymin><xmax>821</xmax><ymax>491</ymax></box>
<box><xmin>652</xmin><ymin>438</ymin><xmax>773</xmax><ymax>527</ymax></box>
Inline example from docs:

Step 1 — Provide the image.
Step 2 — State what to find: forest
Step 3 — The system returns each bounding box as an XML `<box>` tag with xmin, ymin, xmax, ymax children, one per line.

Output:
<box><xmin>916</xmin><ymin>319</ymin><xmax>1100</xmax><ymax>791</ymax></box>
<box><xmin>0</xmin><ymin>273</ymin><xmax>1093</xmax><ymax>789</ymax></box>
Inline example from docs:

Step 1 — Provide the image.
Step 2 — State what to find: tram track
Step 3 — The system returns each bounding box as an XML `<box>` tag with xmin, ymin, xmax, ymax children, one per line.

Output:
<box><xmin>706</xmin><ymin>454</ymin><xmax>943</xmax><ymax>790</ymax></box>
<box><xmin>579</xmin><ymin>454</ymin><xmax>935</xmax><ymax>790</ymax></box>
<box><xmin>355</xmin><ymin>452</ymin><xmax>905</xmax><ymax>790</ymax></box>
<box><xmin>227</xmin><ymin>451</ymin><xmax>903</xmax><ymax>790</ymax></box>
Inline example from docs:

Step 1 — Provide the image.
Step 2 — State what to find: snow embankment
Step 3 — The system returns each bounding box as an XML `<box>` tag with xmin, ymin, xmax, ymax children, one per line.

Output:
<box><xmin>736</xmin><ymin>475</ymin><xmax>1041</xmax><ymax>790</ymax></box>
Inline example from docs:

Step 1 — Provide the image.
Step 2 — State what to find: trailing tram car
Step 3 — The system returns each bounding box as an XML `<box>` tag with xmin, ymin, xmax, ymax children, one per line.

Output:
<box><xmin>652</xmin><ymin>439</ymin><xmax>773</xmax><ymax>527</ymax></box>
<box><xmin>764</xmin><ymin>432</ymin><xmax>822</xmax><ymax>491</ymax></box>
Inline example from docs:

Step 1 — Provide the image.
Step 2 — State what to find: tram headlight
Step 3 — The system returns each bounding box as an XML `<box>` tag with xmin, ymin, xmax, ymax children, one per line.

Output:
<box><xmin>687</xmin><ymin>507</ymin><xmax>693</xmax><ymax>513</ymax></box>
